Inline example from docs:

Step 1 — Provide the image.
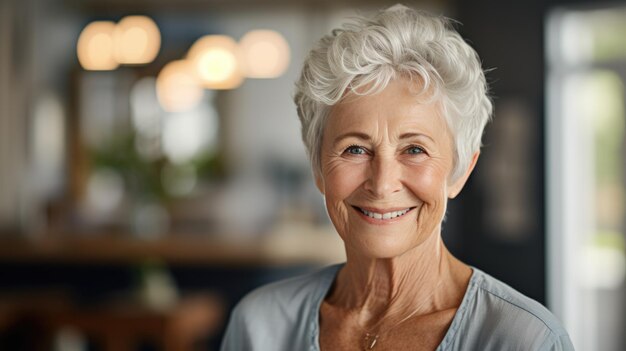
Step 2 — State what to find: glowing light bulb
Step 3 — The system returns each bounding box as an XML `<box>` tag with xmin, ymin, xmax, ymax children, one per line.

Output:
<box><xmin>114</xmin><ymin>15</ymin><xmax>161</xmax><ymax>65</ymax></box>
<box><xmin>77</xmin><ymin>21</ymin><xmax>119</xmax><ymax>71</ymax></box>
<box><xmin>239</xmin><ymin>30</ymin><xmax>290</xmax><ymax>78</ymax></box>
<box><xmin>197</xmin><ymin>48</ymin><xmax>237</xmax><ymax>83</ymax></box>
<box><xmin>187</xmin><ymin>35</ymin><xmax>243</xmax><ymax>89</ymax></box>
<box><xmin>156</xmin><ymin>60</ymin><xmax>203</xmax><ymax>113</ymax></box>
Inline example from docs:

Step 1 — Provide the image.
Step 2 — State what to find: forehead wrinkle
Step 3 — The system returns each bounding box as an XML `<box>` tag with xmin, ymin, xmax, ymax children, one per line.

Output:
<box><xmin>330</xmin><ymin>111</ymin><xmax>438</xmax><ymax>148</ymax></box>
<box><xmin>327</xmin><ymin>80</ymin><xmax>447</xmax><ymax>148</ymax></box>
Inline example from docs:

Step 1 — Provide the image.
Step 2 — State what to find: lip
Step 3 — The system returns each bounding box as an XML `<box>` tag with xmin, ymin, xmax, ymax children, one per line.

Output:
<box><xmin>355</xmin><ymin>206</ymin><xmax>415</xmax><ymax>213</ymax></box>
<box><xmin>351</xmin><ymin>205</ymin><xmax>416</xmax><ymax>225</ymax></box>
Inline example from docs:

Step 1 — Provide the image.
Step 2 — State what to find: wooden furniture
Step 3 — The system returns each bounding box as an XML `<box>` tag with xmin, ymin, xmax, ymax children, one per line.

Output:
<box><xmin>0</xmin><ymin>227</ymin><xmax>344</xmax><ymax>350</ymax></box>
<box><xmin>1</xmin><ymin>293</ymin><xmax>224</xmax><ymax>351</ymax></box>
<box><xmin>0</xmin><ymin>227</ymin><xmax>345</xmax><ymax>266</ymax></box>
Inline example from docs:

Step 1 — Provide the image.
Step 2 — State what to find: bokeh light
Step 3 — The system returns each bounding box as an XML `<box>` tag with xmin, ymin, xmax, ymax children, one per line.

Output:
<box><xmin>131</xmin><ymin>77</ymin><xmax>164</xmax><ymax>160</ymax></box>
<box><xmin>161</xmin><ymin>102</ymin><xmax>219</xmax><ymax>164</ymax></box>
<box><xmin>32</xmin><ymin>93</ymin><xmax>65</xmax><ymax>197</ymax></box>
<box><xmin>86</xmin><ymin>168</ymin><xmax>124</xmax><ymax>215</ymax></box>
<box><xmin>156</xmin><ymin>59</ymin><xmax>204</xmax><ymax>113</ymax></box>
<box><xmin>113</xmin><ymin>15</ymin><xmax>161</xmax><ymax>65</ymax></box>
<box><xmin>77</xmin><ymin>21</ymin><xmax>119</xmax><ymax>71</ymax></box>
<box><xmin>131</xmin><ymin>76</ymin><xmax>163</xmax><ymax>138</ymax></box>
<box><xmin>239</xmin><ymin>30</ymin><xmax>290</xmax><ymax>78</ymax></box>
<box><xmin>187</xmin><ymin>35</ymin><xmax>243</xmax><ymax>89</ymax></box>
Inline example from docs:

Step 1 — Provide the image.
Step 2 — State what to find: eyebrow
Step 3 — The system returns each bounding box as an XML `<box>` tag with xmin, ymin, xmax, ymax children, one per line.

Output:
<box><xmin>398</xmin><ymin>132</ymin><xmax>435</xmax><ymax>142</ymax></box>
<box><xmin>333</xmin><ymin>132</ymin><xmax>371</xmax><ymax>145</ymax></box>
<box><xmin>333</xmin><ymin>131</ymin><xmax>434</xmax><ymax>146</ymax></box>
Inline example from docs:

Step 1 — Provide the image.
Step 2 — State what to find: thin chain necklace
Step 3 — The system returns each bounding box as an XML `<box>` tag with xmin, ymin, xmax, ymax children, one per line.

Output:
<box><xmin>364</xmin><ymin>332</ymin><xmax>380</xmax><ymax>350</ymax></box>
<box><xmin>360</xmin><ymin>306</ymin><xmax>422</xmax><ymax>350</ymax></box>
<box><xmin>359</xmin><ymin>279</ymin><xmax>444</xmax><ymax>350</ymax></box>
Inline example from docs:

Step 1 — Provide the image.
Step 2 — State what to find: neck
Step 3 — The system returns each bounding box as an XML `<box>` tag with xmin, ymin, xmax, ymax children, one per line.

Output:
<box><xmin>327</xmin><ymin>231</ymin><xmax>470</xmax><ymax>329</ymax></box>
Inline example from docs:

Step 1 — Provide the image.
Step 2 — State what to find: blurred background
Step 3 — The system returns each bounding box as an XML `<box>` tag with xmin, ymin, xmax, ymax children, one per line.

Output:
<box><xmin>0</xmin><ymin>0</ymin><xmax>624</xmax><ymax>350</ymax></box>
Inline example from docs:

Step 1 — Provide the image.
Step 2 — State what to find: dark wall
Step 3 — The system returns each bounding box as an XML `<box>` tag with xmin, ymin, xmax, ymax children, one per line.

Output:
<box><xmin>444</xmin><ymin>0</ymin><xmax>597</xmax><ymax>303</ymax></box>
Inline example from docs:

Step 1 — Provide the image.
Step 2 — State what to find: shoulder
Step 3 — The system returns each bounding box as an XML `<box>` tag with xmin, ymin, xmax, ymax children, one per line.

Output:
<box><xmin>220</xmin><ymin>264</ymin><xmax>341</xmax><ymax>351</ymax></box>
<box><xmin>447</xmin><ymin>268</ymin><xmax>574</xmax><ymax>350</ymax></box>
<box><xmin>234</xmin><ymin>264</ymin><xmax>340</xmax><ymax>321</ymax></box>
<box><xmin>472</xmin><ymin>268</ymin><xmax>567</xmax><ymax>334</ymax></box>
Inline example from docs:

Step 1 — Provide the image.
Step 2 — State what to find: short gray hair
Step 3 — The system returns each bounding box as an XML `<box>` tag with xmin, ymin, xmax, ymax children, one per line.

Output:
<box><xmin>294</xmin><ymin>4</ymin><xmax>492</xmax><ymax>181</ymax></box>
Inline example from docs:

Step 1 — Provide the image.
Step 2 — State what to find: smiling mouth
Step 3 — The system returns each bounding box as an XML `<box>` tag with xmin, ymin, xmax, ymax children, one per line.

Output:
<box><xmin>353</xmin><ymin>206</ymin><xmax>416</xmax><ymax>220</ymax></box>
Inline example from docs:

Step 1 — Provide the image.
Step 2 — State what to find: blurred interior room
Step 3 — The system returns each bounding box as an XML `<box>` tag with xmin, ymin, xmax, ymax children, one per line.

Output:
<box><xmin>0</xmin><ymin>0</ymin><xmax>624</xmax><ymax>350</ymax></box>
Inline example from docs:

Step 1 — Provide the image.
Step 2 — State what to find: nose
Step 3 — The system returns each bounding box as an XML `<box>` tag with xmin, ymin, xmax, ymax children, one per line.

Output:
<box><xmin>364</xmin><ymin>154</ymin><xmax>403</xmax><ymax>198</ymax></box>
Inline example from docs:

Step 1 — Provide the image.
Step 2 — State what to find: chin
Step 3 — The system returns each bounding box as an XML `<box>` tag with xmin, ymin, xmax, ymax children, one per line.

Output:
<box><xmin>347</xmin><ymin>234</ymin><xmax>427</xmax><ymax>260</ymax></box>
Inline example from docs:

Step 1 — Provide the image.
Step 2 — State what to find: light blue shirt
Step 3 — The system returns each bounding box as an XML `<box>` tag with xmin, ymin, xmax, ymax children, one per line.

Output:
<box><xmin>221</xmin><ymin>264</ymin><xmax>574</xmax><ymax>350</ymax></box>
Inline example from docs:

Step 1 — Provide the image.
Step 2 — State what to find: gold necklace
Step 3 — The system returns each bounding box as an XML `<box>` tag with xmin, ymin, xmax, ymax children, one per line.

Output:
<box><xmin>364</xmin><ymin>333</ymin><xmax>379</xmax><ymax>350</ymax></box>
<box><xmin>359</xmin><ymin>310</ymin><xmax>420</xmax><ymax>350</ymax></box>
<box><xmin>360</xmin><ymin>314</ymin><xmax>413</xmax><ymax>350</ymax></box>
<box><xmin>358</xmin><ymin>279</ymin><xmax>444</xmax><ymax>350</ymax></box>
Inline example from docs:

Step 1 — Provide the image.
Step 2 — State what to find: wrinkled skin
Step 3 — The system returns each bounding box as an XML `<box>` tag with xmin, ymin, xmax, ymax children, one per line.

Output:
<box><xmin>317</xmin><ymin>78</ymin><xmax>479</xmax><ymax>350</ymax></box>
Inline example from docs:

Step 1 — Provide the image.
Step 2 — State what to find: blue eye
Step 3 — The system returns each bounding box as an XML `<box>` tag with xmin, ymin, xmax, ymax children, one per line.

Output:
<box><xmin>345</xmin><ymin>145</ymin><xmax>367</xmax><ymax>155</ymax></box>
<box><xmin>407</xmin><ymin>146</ymin><xmax>424</xmax><ymax>155</ymax></box>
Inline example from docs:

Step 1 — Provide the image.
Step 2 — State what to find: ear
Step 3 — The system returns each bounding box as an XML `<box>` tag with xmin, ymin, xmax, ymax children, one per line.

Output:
<box><xmin>314</xmin><ymin>170</ymin><xmax>325</xmax><ymax>195</ymax></box>
<box><xmin>447</xmin><ymin>151</ymin><xmax>480</xmax><ymax>199</ymax></box>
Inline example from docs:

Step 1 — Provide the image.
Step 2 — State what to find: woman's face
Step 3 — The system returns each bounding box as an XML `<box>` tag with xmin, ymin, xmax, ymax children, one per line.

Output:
<box><xmin>317</xmin><ymin>78</ymin><xmax>476</xmax><ymax>259</ymax></box>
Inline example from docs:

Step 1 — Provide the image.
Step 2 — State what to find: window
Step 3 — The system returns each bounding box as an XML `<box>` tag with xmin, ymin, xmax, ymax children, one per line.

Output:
<box><xmin>547</xmin><ymin>6</ymin><xmax>626</xmax><ymax>351</ymax></box>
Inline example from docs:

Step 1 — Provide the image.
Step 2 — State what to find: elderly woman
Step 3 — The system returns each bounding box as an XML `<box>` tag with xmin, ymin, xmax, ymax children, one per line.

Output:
<box><xmin>221</xmin><ymin>5</ymin><xmax>573</xmax><ymax>351</ymax></box>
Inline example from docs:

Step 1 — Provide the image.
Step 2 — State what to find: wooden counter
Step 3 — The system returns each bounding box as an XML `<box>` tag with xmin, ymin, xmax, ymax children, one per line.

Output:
<box><xmin>0</xmin><ymin>225</ymin><xmax>346</xmax><ymax>266</ymax></box>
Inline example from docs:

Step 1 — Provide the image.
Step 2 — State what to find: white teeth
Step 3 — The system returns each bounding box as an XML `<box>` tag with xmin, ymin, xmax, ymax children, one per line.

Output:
<box><xmin>360</xmin><ymin>208</ymin><xmax>411</xmax><ymax>220</ymax></box>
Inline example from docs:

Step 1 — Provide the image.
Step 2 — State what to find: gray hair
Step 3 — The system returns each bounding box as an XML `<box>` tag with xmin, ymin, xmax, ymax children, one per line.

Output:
<box><xmin>294</xmin><ymin>4</ymin><xmax>493</xmax><ymax>181</ymax></box>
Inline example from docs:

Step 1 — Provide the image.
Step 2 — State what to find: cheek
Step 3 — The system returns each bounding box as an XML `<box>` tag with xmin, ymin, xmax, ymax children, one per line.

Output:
<box><xmin>407</xmin><ymin>164</ymin><xmax>449</xmax><ymax>203</ymax></box>
<box><xmin>323</xmin><ymin>161</ymin><xmax>365</xmax><ymax>197</ymax></box>
<box><xmin>321</xmin><ymin>162</ymin><xmax>366</xmax><ymax>232</ymax></box>
<box><xmin>409</xmin><ymin>165</ymin><xmax>450</xmax><ymax>238</ymax></box>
